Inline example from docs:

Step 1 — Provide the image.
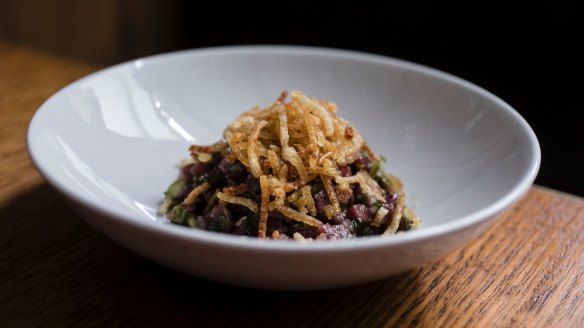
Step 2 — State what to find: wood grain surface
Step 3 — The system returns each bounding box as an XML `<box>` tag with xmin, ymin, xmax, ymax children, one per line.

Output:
<box><xmin>1</xmin><ymin>42</ymin><xmax>583</xmax><ymax>328</ymax></box>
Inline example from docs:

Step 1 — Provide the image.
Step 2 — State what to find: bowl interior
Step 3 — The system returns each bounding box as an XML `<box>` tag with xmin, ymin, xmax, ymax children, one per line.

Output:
<box><xmin>28</xmin><ymin>46</ymin><xmax>539</xmax><ymax>235</ymax></box>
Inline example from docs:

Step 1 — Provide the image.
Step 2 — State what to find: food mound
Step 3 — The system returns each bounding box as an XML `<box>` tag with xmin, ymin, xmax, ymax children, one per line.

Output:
<box><xmin>159</xmin><ymin>91</ymin><xmax>420</xmax><ymax>241</ymax></box>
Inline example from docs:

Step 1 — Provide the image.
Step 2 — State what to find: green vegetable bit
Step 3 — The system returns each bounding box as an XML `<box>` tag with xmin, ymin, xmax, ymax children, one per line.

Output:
<box><xmin>158</xmin><ymin>179</ymin><xmax>185</xmax><ymax>215</ymax></box>
<box><xmin>350</xmin><ymin>219</ymin><xmax>361</xmax><ymax>233</ymax></box>
<box><xmin>210</xmin><ymin>215</ymin><xmax>233</xmax><ymax>232</ymax></box>
<box><xmin>186</xmin><ymin>216</ymin><xmax>198</xmax><ymax>228</ymax></box>
<box><xmin>168</xmin><ymin>205</ymin><xmax>194</xmax><ymax>225</ymax></box>
<box><xmin>398</xmin><ymin>207</ymin><xmax>421</xmax><ymax>231</ymax></box>
<box><xmin>370</xmin><ymin>158</ymin><xmax>403</xmax><ymax>192</ymax></box>
<box><xmin>165</xmin><ymin>179</ymin><xmax>185</xmax><ymax>198</ymax></box>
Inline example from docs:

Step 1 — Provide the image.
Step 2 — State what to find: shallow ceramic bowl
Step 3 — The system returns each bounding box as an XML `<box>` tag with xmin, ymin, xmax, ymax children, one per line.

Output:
<box><xmin>27</xmin><ymin>46</ymin><xmax>540</xmax><ymax>290</ymax></box>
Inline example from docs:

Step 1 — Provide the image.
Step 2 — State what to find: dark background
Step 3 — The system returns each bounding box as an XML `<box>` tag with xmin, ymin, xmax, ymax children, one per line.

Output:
<box><xmin>1</xmin><ymin>0</ymin><xmax>582</xmax><ymax>196</ymax></box>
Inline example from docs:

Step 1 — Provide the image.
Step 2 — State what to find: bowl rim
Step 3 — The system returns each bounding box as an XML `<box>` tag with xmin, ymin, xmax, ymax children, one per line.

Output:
<box><xmin>27</xmin><ymin>45</ymin><xmax>541</xmax><ymax>252</ymax></box>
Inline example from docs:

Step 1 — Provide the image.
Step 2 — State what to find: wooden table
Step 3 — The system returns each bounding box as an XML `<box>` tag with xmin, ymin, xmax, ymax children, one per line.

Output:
<box><xmin>1</xmin><ymin>42</ymin><xmax>583</xmax><ymax>327</ymax></box>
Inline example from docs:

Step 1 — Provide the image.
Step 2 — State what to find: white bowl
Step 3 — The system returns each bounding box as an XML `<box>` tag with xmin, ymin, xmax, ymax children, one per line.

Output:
<box><xmin>27</xmin><ymin>46</ymin><xmax>540</xmax><ymax>290</ymax></box>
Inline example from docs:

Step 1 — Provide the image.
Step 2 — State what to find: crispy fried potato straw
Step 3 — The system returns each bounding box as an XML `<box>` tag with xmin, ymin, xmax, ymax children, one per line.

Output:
<box><xmin>302</xmin><ymin>186</ymin><xmax>317</xmax><ymax>217</ymax></box>
<box><xmin>258</xmin><ymin>175</ymin><xmax>269</xmax><ymax>238</ymax></box>
<box><xmin>222</xmin><ymin>183</ymin><xmax>249</xmax><ymax>196</ymax></box>
<box><xmin>248</xmin><ymin>120</ymin><xmax>267</xmax><ymax>177</ymax></box>
<box><xmin>371</xmin><ymin>207</ymin><xmax>390</xmax><ymax>228</ymax></box>
<box><xmin>223</xmin><ymin>91</ymin><xmax>367</xmax><ymax>217</ymax></box>
<box><xmin>182</xmin><ymin>182</ymin><xmax>210</xmax><ymax>205</ymax></box>
<box><xmin>216</xmin><ymin>90</ymin><xmax>412</xmax><ymax>238</ymax></box>
<box><xmin>277</xmin><ymin>205</ymin><xmax>324</xmax><ymax>228</ymax></box>
<box><xmin>217</xmin><ymin>192</ymin><xmax>258</xmax><ymax>213</ymax></box>
<box><xmin>321</xmin><ymin>175</ymin><xmax>340</xmax><ymax>218</ymax></box>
